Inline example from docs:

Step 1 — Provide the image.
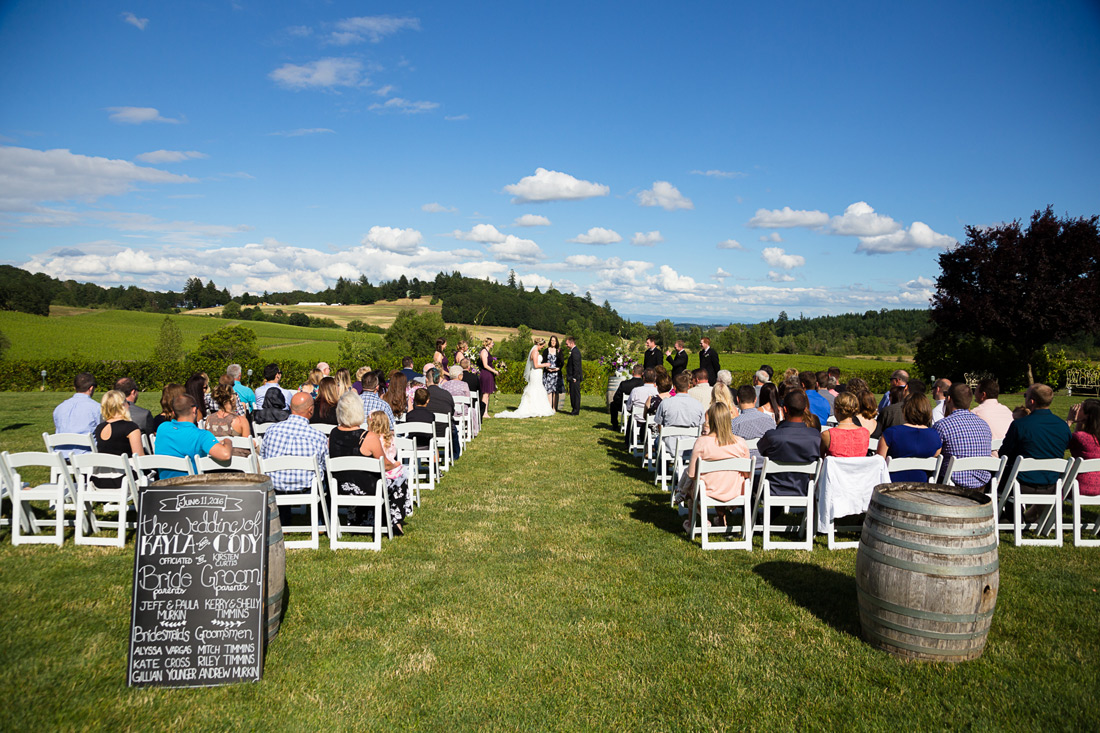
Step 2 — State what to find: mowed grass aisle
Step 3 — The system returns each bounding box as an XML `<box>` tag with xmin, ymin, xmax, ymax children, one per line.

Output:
<box><xmin>1</xmin><ymin>394</ymin><xmax>1098</xmax><ymax>730</ymax></box>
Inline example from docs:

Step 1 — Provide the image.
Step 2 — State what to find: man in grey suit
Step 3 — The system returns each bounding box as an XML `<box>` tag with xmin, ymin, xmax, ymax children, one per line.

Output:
<box><xmin>113</xmin><ymin>377</ymin><xmax>153</xmax><ymax>434</ymax></box>
<box><xmin>566</xmin><ymin>336</ymin><xmax>583</xmax><ymax>415</ymax></box>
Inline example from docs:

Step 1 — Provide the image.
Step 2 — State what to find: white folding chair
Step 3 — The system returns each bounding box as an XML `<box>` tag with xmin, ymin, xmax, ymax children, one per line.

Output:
<box><xmin>627</xmin><ymin>403</ymin><xmax>647</xmax><ymax>457</ymax></box>
<box><xmin>867</xmin><ymin>437</ymin><xmax>879</xmax><ymax>453</ymax></box>
<box><xmin>688</xmin><ymin>456</ymin><xmax>756</xmax><ymax>550</ymax></box>
<box><xmin>395</xmin><ymin>423</ymin><xmax>437</xmax><ymax>491</ymax></box>
<box><xmin>393</xmin><ymin>436</ymin><xmax>421</xmax><ymax>507</ymax></box>
<box><xmin>226</xmin><ymin>436</ymin><xmax>258</xmax><ymax>458</ymax></box>
<box><xmin>619</xmin><ymin>397</ymin><xmax>630</xmax><ymax>435</ymax></box>
<box><xmin>991</xmin><ymin>438</ymin><xmax>1003</xmax><ymax>453</ymax></box>
<box><xmin>140</xmin><ymin>433</ymin><xmax>153</xmax><ymax>456</ymax></box>
<box><xmin>131</xmin><ymin>454</ymin><xmax>194</xmax><ymax>488</ymax></box>
<box><xmin>325</xmin><ymin>456</ymin><xmax>388</xmax><ymax>551</ymax></box>
<box><xmin>3</xmin><ymin>451</ymin><xmax>77</xmax><ymax>546</ymax></box>
<box><xmin>311</xmin><ymin>423</ymin><xmax>336</xmax><ymax>436</ymax></box>
<box><xmin>434</xmin><ymin>413</ymin><xmax>454</xmax><ymax>472</ymax></box>
<box><xmin>655</xmin><ymin>426</ymin><xmax>697</xmax><ymax>492</ymax></box>
<box><xmin>998</xmin><ymin>457</ymin><xmax>1079</xmax><ymax>546</ymax></box>
<box><xmin>643</xmin><ymin>417</ymin><xmax>659</xmax><ymax>471</ymax></box>
<box><xmin>68</xmin><ymin>453</ymin><xmax>140</xmax><ymax>547</ymax></box>
<box><xmin>1071</xmin><ymin>458</ymin><xmax>1100</xmax><ymax>547</ymax></box>
<box><xmin>886</xmin><ymin>455</ymin><xmax>944</xmax><ymax>484</ymax></box>
<box><xmin>453</xmin><ymin>395</ymin><xmax>473</xmax><ymax>446</ymax></box>
<box><xmin>253</xmin><ymin>422</ymin><xmax>273</xmax><ymax>437</ymax></box>
<box><xmin>817</xmin><ymin>455</ymin><xmax>890</xmax><ymax>550</ymax></box>
<box><xmin>42</xmin><ymin>431</ymin><xmax>96</xmax><ymax>488</ymax></box>
<box><xmin>195</xmin><ymin>453</ymin><xmax>259</xmax><ymax>475</ymax></box>
<box><xmin>757</xmin><ymin>458</ymin><xmax>820</xmax><ymax>551</ymax></box>
<box><xmin>257</xmin><ymin>454</ymin><xmax>329</xmax><ymax>550</ymax></box>
<box><xmin>941</xmin><ymin>455</ymin><xmax>1009</xmax><ymax>510</ymax></box>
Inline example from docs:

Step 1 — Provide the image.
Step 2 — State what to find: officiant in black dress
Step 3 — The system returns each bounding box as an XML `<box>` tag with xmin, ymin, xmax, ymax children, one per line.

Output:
<box><xmin>566</xmin><ymin>336</ymin><xmax>583</xmax><ymax>415</ymax></box>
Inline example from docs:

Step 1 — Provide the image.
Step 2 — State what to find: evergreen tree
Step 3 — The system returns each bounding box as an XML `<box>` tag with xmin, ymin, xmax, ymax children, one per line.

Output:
<box><xmin>151</xmin><ymin>316</ymin><xmax>185</xmax><ymax>363</ymax></box>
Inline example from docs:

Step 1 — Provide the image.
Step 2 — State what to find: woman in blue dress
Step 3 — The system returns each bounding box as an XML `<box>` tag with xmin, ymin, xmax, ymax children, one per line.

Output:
<box><xmin>876</xmin><ymin>394</ymin><xmax>942</xmax><ymax>481</ymax></box>
<box><xmin>542</xmin><ymin>335</ymin><xmax>565</xmax><ymax>412</ymax></box>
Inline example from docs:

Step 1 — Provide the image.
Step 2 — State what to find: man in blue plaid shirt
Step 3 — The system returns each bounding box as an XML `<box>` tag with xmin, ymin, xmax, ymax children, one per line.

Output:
<box><xmin>260</xmin><ymin>392</ymin><xmax>328</xmax><ymax>521</ymax></box>
<box><xmin>359</xmin><ymin>372</ymin><xmax>396</xmax><ymax>431</ymax></box>
<box><xmin>934</xmin><ymin>383</ymin><xmax>992</xmax><ymax>489</ymax></box>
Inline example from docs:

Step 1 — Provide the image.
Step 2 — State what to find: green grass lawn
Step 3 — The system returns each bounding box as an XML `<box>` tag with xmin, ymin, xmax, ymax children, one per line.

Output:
<box><xmin>1</xmin><ymin>393</ymin><xmax>1097</xmax><ymax>730</ymax></box>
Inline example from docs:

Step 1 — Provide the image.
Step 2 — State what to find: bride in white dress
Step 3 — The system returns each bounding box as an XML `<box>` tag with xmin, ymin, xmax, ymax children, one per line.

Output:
<box><xmin>494</xmin><ymin>338</ymin><xmax>556</xmax><ymax>419</ymax></box>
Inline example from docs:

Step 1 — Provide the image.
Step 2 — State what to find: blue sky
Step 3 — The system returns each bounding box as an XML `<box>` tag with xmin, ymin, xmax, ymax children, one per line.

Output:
<box><xmin>1</xmin><ymin>1</ymin><xmax>1097</xmax><ymax>322</ymax></box>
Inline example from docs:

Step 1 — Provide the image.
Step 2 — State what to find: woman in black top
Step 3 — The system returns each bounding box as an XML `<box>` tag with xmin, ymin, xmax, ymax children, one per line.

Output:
<box><xmin>93</xmin><ymin>390</ymin><xmax>144</xmax><ymax>487</ymax></box>
<box><xmin>311</xmin><ymin>377</ymin><xmax>341</xmax><ymax>425</ymax></box>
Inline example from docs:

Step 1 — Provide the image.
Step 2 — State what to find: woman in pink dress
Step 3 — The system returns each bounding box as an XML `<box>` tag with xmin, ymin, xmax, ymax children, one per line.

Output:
<box><xmin>1069</xmin><ymin>399</ymin><xmax>1100</xmax><ymax>496</ymax></box>
<box><xmin>821</xmin><ymin>392</ymin><xmax>870</xmax><ymax>457</ymax></box>
<box><xmin>680</xmin><ymin>402</ymin><xmax>750</xmax><ymax>530</ymax></box>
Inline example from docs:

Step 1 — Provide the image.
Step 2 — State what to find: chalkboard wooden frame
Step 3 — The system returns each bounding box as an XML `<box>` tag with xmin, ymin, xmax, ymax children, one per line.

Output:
<box><xmin>127</xmin><ymin>486</ymin><xmax>269</xmax><ymax>688</ymax></box>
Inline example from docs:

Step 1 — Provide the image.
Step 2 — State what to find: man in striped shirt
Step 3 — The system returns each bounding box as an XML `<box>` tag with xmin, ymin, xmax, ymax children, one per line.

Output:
<box><xmin>934</xmin><ymin>383</ymin><xmax>992</xmax><ymax>489</ymax></box>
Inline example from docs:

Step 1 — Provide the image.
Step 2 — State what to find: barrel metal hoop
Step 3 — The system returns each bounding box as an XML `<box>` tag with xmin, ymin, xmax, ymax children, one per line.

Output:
<box><xmin>863</xmin><ymin>524</ymin><xmax>999</xmax><ymax>557</ymax></box>
<box><xmin>863</xmin><ymin>627</ymin><xmax>983</xmax><ymax>657</ymax></box>
<box><xmin>866</xmin><ymin>507</ymin><xmax>991</xmax><ymax>537</ymax></box>
<box><xmin>864</xmin><ymin>613</ymin><xmax>981</xmax><ymax>641</ymax></box>
<box><xmin>875</xmin><ymin>491</ymin><xmax>993</xmax><ymax>519</ymax></box>
<box><xmin>857</xmin><ymin>586</ymin><xmax>995</xmax><ymax>623</ymax></box>
<box><xmin>860</xmin><ymin>545</ymin><xmax>999</xmax><ymax>577</ymax></box>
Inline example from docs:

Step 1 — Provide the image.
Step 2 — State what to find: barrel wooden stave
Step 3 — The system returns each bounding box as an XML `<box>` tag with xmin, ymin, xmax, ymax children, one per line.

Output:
<box><xmin>856</xmin><ymin>483</ymin><xmax>998</xmax><ymax>662</ymax></box>
<box><xmin>606</xmin><ymin>375</ymin><xmax>623</xmax><ymax>408</ymax></box>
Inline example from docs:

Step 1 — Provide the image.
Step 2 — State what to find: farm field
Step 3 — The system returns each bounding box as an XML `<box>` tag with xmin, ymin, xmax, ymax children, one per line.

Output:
<box><xmin>0</xmin><ymin>392</ymin><xmax>1096</xmax><ymax>730</ymax></box>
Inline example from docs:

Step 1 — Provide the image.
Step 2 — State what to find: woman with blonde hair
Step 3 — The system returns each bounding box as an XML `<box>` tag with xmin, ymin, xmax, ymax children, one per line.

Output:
<box><xmin>334</xmin><ymin>367</ymin><xmax>353</xmax><ymax>395</ymax></box>
<box><xmin>710</xmin><ymin>382</ymin><xmax>737</xmax><ymax>416</ymax></box>
<box><xmin>678</xmin><ymin>402</ymin><xmax>750</xmax><ymax>531</ymax></box>
<box><xmin>93</xmin><ymin>389</ymin><xmax>144</xmax><ymax>487</ymax></box>
<box><xmin>300</xmin><ymin>368</ymin><xmax>323</xmax><ymax>398</ymax></box>
<box><xmin>207</xmin><ymin>383</ymin><xmax>252</xmax><ymax>456</ymax></box>
<box><xmin>366</xmin><ymin>411</ymin><xmax>411</xmax><ymax>527</ymax></box>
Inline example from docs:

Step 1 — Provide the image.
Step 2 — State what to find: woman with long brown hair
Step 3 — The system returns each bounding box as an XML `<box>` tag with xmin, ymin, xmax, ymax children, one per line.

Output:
<box><xmin>384</xmin><ymin>370</ymin><xmax>409</xmax><ymax>419</ymax></box>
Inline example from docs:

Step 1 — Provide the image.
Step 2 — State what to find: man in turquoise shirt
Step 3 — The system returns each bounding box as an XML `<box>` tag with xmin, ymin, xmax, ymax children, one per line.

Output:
<box><xmin>227</xmin><ymin>363</ymin><xmax>256</xmax><ymax>411</ymax></box>
<box><xmin>154</xmin><ymin>395</ymin><xmax>233</xmax><ymax>478</ymax></box>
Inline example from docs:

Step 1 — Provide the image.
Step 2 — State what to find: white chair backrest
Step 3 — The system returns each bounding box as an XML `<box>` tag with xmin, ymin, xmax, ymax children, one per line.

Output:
<box><xmin>944</xmin><ymin>454</ymin><xmax>1007</xmax><ymax>481</ymax></box>
<box><xmin>5</xmin><ymin>451</ymin><xmax>75</xmax><ymax>490</ymax></box>
<box><xmin>311</xmin><ymin>423</ymin><xmax>336</xmax><ymax>435</ymax></box>
<box><xmin>195</xmin><ymin>454</ymin><xmax>257</xmax><ymax>474</ymax></box>
<box><xmin>131</xmin><ymin>454</ymin><xmax>194</xmax><ymax>481</ymax></box>
<box><xmin>253</xmin><ymin>422</ymin><xmax>273</xmax><ymax>437</ymax></box>
<box><xmin>886</xmin><ymin>455</ymin><xmax>944</xmax><ymax>480</ymax></box>
<box><xmin>395</xmin><ymin>423</ymin><xmax>433</xmax><ymax>437</ymax></box>
<box><xmin>742</xmin><ymin>438</ymin><xmax>759</xmax><ymax>451</ymax></box>
<box><xmin>697</xmin><ymin>456</ymin><xmax>756</xmax><ymax>475</ymax></box>
<box><xmin>327</xmin><ymin>455</ymin><xmax>384</xmax><ymax>476</ymax></box>
<box><xmin>43</xmin><ymin>431</ymin><xmax>96</xmax><ymax>454</ymax></box>
<box><xmin>258</xmin><ymin>453</ymin><xmax>320</xmax><ymax>477</ymax></box>
<box><xmin>867</xmin><ymin>437</ymin><xmax>879</xmax><ymax>452</ymax></box>
<box><xmin>227</xmin><ymin>436</ymin><xmax>257</xmax><ymax>454</ymax></box>
<box><xmin>991</xmin><ymin>438</ymin><xmax>1003</xmax><ymax>453</ymax></box>
<box><xmin>1076</xmin><ymin>458</ymin><xmax>1100</xmax><ymax>484</ymax></box>
<box><xmin>761</xmin><ymin>458</ymin><xmax>821</xmax><ymax>478</ymax></box>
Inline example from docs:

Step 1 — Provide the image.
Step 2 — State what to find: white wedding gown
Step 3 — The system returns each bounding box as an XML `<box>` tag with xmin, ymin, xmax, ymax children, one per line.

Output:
<box><xmin>494</xmin><ymin>349</ymin><xmax>555</xmax><ymax>419</ymax></box>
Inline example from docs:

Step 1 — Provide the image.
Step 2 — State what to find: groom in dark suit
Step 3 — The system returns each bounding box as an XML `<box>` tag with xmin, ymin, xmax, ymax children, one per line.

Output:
<box><xmin>698</xmin><ymin>337</ymin><xmax>721</xmax><ymax>386</ymax></box>
<box><xmin>565</xmin><ymin>336</ymin><xmax>583</xmax><ymax>415</ymax></box>
<box><xmin>642</xmin><ymin>336</ymin><xmax>663</xmax><ymax>371</ymax></box>
<box><xmin>665</xmin><ymin>340</ymin><xmax>688</xmax><ymax>379</ymax></box>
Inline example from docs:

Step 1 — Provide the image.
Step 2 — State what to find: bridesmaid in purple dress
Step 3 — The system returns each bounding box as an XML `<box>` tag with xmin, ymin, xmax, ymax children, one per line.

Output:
<box><xmin>433</xmin><ymin>338</ymin><xmax>449</xmax><ymax>372</ymax></box>
<box><xmin>478</xmin><ymin>337</ymin><xmax>498</xmax><ymax>417</ymax></box>
<box><xmin>453</xmin><ymin>340</ymin><xmax>469</xmax><ymax>371</ymax></box>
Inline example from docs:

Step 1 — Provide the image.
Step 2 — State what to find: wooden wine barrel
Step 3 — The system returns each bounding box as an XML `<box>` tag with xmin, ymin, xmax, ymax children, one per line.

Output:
<box><xmin>151</xmin><ymin>472</ymin><xmax>286</xmax><ymax>646</ymax></box>
<box><xmin>856</xmin><ymin>483</ymin><xmax>998</xmax><ymax>662</ymax></box>
<box><xmin>606</xmin><ymin>375</ymin><xmax>624</xmax><ymax>407</ymax></box>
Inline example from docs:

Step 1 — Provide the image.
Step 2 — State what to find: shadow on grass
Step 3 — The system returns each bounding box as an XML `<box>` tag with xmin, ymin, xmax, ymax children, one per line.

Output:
<box><xmin>753</xmin><ymin>561</ymin><xmax>861</xmax><ymax>638</ymax></box>
<box><xmin>1</xmin><ymin>422</ymin><xmax>31</xmax><ymax>432</ymax></box>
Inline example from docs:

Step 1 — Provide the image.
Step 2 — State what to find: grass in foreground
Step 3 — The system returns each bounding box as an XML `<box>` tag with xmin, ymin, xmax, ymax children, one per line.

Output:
<box><xmin>1</xmin><ymin>394</ymin><xmax>1098</xmax><ymax>730</ymax></box>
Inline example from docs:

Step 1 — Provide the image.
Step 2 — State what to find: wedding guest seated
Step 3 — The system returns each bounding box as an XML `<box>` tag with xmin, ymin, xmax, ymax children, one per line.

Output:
<box><xmin>259</xmin><ymin>392</ymin><xmax>328</xmax><ymax>525</ymax></box>
<box><xmin>654</xmin><ymin>372</ymin><xmax>706</xmax><ymax>458</ymax></box>
<box><xmin>716</xmin><ymin>369</ymin><xmax>733</xmax><ymax>388</ymax></box>
<box><xmin>678</xmin><ymin>403</ymin><xmax>750</xmax><ymax>532</ymax></box>
<box><xmin>334</xmin><ymin>367</ymin><xmax>353</xmax><ymax>395</ymax></box>
<box><xmin>53</xmin><ymin>372</ymin><xmax>100</xmax><ymax>453</ymax></box>
<box><xmin>933</xmin><ymin>383</ymin><xmax>992</xmax><ymax>489</ymax></box>
<box><xmin>364</xmin><ymin>410</ymin><xmax>412</xmax><ymax>533</ymax></box>
<box><xmin>757</xmin><ymin>382</ymin><xmax>781</xmax><ymax>425</ymax></box>
<box><xmin>1069</xmin><ymin>399</ymin><xmax>1100</xmax><ymax>497</ymax></box>
<box><xmin>878</xmin><ymin>369</ymin><xmax>909</xmax><ymax>412</ymax></box>
<box><xmin>877</xmin><ymin>394</ymin><xmax>942</xmax><ymax>481</ymax></box>
<box><xmin>853</xmin><ymin>389</ymin><xmax>881</xmax><ymax>440</ymax></box>
<box><xmin>328</xmin><ymin>393</ymin><xmax>407</xmax><ymax>532</ymax></box>
<box><xmin>460</xmin><ymin>357</ymin><xmax>480</xmax><ymax>394</ymax></box>
<box><xmin>254</xmin><ymin>363</ymin><xmax>294</xmax><ymax>412</ymax></box>
<box><xmin>1000</xmin><ymin>383</ymin><xmax>1071</xmax><ymax>498</ymax></box>
<box><xmin>801</xmin><ymin>371</ymin><xmax>832</xmax><ymax>425</ymax></box>
<box><xmin>311</xmin><ymin>376</ymin><xmax>341</xmax><ymax>425</ymax></box>
<box><xmin>610</xmin><ymin>364</ymin><xmax>645</xmax><ymax>431</ymax></box>
<box><xmin>930</xmin><ymin>378</ymin><xmax>952</xmax><ymax>424</ymax></box>
<box><xmin>687</xmin><ymin>369</ymin><xmax>713</xmax><ymax>407</ymax></box>
<box><xmin>880</xmin><ymin>379</ymin><xmax>926</xmax><ymax>430</ymax></box>
<box><xmin>816</xmin><ymin>371</ymin><xmax>836</xmax><ymax>410</ymax></box>
<box><xmin>972</xmin><ymin>378</ymin><xmax>1014</xmax><ymax>444</ymax></box>
<box><xmin>253</xmin><ymin>386</ymin><xmax>291</xmax><ymax>424</ymax></box>
<box><xmin>401</xmin><ymin>357</ymin><xmax>420</xmax><ymax>383</ymax></box>
<box><xmin>425</xmin><ymin>368</ymin><xmax>459</xmax><ymax>457</ymax></box>
<box><xmin>405</xmin><ymin>388</ymin><xmax>436</xmax><ymax>449</ymax></box>
<box><xmin>151</xmin><ymin>383</ymin><xmax>185</xmax><ymax>433</ymax></box>
<box><xmin>154</xmin><ymin>395</ymin><xmax>233</xmax><ymax>478</ymax></box>
<box><xmin>752</xmin><ymin>369</ymin><xmax>769</xmax><ymax>405</ymax></box>
<box><xmin>300</xmin><ymin>368</ymin><xmax>323</xmax><ymax>398</ymax></box>
<box><xmin>645</xmin><ymin>372</ymin><xmax>673</xmax><ymax>416</ymax></box>
<box><xmin>442</xmin><ymin>365</ymin><xmax>472</xmax><ymax>412</ymax></box>
<box><xmin>821</xmin><ymin>392</ymin><xmax>869</xmax><ymax>457</ymax></box>
<box><xmin>731</xmin><ymin>385</ymin><xmax>776</xmax><ymax>458</ymax></box>
<box><xmin>206</xmin><ymin>383</ymin><xmax>252</xmax><ymax>456</ymax></box>
<box><xmin>384</xmin><ymin>371</ymin><xmax>410</xmax><ymax>420</ymax></box>
<box><xmin>628</xmin><ymin>369</ymin><xmax>659</xmax><ymax>413</ymax></box>
<box><xmin>845</xmin><ymin>377</ymin><xmax>870</xmax><ymax>394</ymax></box>
<box><xmin>359</xmin><ymin>371</ymin><xmax>396</xmax><ymax>431</ymax></box>
<box><xmin>709</xmin><ymin>383</ymin><xmax>737</xmax><ymax>417</ymax></box>
<box><xmin>352</xmin><ymin>366</ymin><xmax>370</xmax><ymax>395</ymax></box>
<box><xmin>92</xmin><ymin>390</ymin><xmax>145</xmax><ymax>487</ymax></box>
<box><xmin>226</xmin><ymin>363</ymin><xmax>256</xmax><ymax>413</ymax></box>
<box><xmin>112</xmin><ymin>377</ymin><xmax>153</xmax><ymax>434</ymax></box>
<box><xmin>757</xmin><ymin>390</ymin><xmax>821</xmax><ymax>496</ymax></box>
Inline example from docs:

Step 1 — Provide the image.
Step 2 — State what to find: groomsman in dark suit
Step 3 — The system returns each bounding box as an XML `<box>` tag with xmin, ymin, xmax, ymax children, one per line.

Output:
<box><xmin>565</xmin><ymin>336</ymin><xmax>583</xmax><ymax>415</ymax></box>
<box><xmin>665</xmin><ymin>340</ymin><xmax>688</xmax><ymax>379</ymax></box>
<box><xmin>642</xmin><ymin>336</ymin><xmax>663</xmax><ymax>371</ymax></box>
<box><xmin>698</xmin><ymin>337</ymin><xmax>721</xmax><ymax>387</ymax></box>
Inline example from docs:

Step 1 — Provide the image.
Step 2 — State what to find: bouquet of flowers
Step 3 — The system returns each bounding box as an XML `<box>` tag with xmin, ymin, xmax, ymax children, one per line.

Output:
<box><xmin>598</xmin><ymin>347</ymin><xmax>638</xmax><ymax>379</ymax></box>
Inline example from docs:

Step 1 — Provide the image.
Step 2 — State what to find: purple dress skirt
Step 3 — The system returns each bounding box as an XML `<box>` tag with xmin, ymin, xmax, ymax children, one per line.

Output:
<box><xmin>478</xmin><ymin>350</ymin><xmax>496</xmax><ymax>395</ymax></box>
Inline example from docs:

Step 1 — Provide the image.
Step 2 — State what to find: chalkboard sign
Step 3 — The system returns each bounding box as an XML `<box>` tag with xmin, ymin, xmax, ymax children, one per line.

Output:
<box><xmin>127</xmin><ymin>486</ymin><xmax>268</xmax><ymax>688</ymax></box>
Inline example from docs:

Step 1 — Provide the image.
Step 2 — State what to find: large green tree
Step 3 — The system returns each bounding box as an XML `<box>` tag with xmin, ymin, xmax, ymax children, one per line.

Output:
<box><xmin>919</xmin><ymin>206</ymin><xmax>1100</xmax><ymax>385</ymax></box>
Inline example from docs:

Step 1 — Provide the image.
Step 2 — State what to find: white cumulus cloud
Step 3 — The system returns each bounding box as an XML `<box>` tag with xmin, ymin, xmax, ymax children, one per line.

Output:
<box><xmin>713</xmin><ymin>268</ymin><xmax>731</xmax><ymax>280</ymax></box>
<box><xmin>368</xmin><ymin>97</ymin><xmax>439</xmax><ymax>114</ymax></box>
<box><xmin>121</xmin><ymin>12</ymin><xmax>148</xmax><ymax>30</ymax></box>
<box><xmin>269</xmin><ymin>58</ymin><xmax>364</xmax><ymax>89</ymax></box>
<box><xmin>637</xmin><ymin>181</ymin><xmax>693</xmax><ymax>211</ymax></box>
<box><xmin>717</xmin><ymin>239</ymin><xmax>744</xmax><ymax>250</ymax></box>
<box><xmin>630</xmin><ymin>230</ymin><xmax>664</xmax><ymax>246</ymax></box>
<box><xmin>503</xmin><ymin>168</ymin><xmax>609</xmax><ymax>203</ymax></box>
<box><xmin>329</xmin><ymin>15</ymin><xmax>420</xmax><ymax>45</ymax></box>
<box><xmin>422</xmin><ymin>202</ymin><xmax>457</xmax><ymax>213</ymax></box>
<box><xmin>107</xmin><ymin>107</ymin><xmax>182</xmax><ymax>125</ymax></box>
<box><xmin>514</xmin><ymin>213</ymin><xmax>551</xmax><ymax>227</ymax></box>
<box><xmin>748</xmin><ymin>206</ymin><xmax>829</xmax><ymax>229</ymax></box>
<box><xmin>768</xmin><ymin>271</ymin><xmax>796</xmax><ymax>282</ymax></box>
<box><xmin>564</xmin><ymin>254</ymin><xmax>602</xmax><ymax>268</ymax></box>
<box><xmin>487</xmin><ymin>235</ymin><xmax>544</xmax><ymax>263</ymax></box>
<box><xmin>569</xmin><ymin>227</ymin><xmax>622</xmax><ymax>245</ymax></box>
<box><xmin>453</xmin><ymin>224</ymin><xmax>507</xmax><ymax>243</ymax></box>
<box><xmin>856</xmin><ymin>222</ymin><xmax>956</xmax><ymax>254</ymax></box>
<box><xmin>134</xmin><ymin>150</ymin><xmax>207</xmax><ymax>164</ymax></box>
<box><xmin>829</xmin><ymin>201</ymin><xmax>901</xmax><ymax>237</ymax></box>
<box><xmin>904</xmin><ymin>276</ymin><xmax>935</xmax><ymax>289</ymax></box>
<box><xmin>761</xmin><ymin>247</ymin><xmax>805</xmax><ymax>270</ymax></box>
<box><xmin>361</xmin><ymin>225</ymin><xmax>423</xmax><ymax>254</ymax></box>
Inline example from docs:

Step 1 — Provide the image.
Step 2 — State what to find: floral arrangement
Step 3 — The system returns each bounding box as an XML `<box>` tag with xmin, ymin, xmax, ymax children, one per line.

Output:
<box><xmin>597</xmin><ymin>347</ymin><xmax>639</xmax><ymax>379</ymax></box>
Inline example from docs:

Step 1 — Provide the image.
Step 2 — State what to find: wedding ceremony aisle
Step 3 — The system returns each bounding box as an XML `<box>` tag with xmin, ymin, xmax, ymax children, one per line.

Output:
<box><xmin>1</xmin><ymin>393</ymin><xmax>1097</xmax><ymax>730</ymax></box>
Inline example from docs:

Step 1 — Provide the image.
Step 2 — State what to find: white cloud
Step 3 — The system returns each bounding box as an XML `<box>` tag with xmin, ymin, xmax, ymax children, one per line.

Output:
<box><xmin>107</xmin><ymin>107</ymin><xmax>182</xmax><ymax>125</ymax></box>
<box><xmin>713</xmin><ymin>268</ymin><xmax>731</xmax><ymax>280</ymax></box>
<box><xmin>748</xmin><ymin>206</ymin><xmax>829</xmax><ymax>229</ymax></box>
<box><xmin>829</xmin><ymin>201</ymin><xmax>901</xmax><ymax>237</ymax></box>
<box><xmin>134</xmin><ymin>150</ymin><xmax>208</xmax><ymax>164</ymax></box>
<box><xmin>0</xmin><ymin>146</ymin><xmax>195</xmax><ymax>210</ymax></box>
<box><xmin>904</xmin><ymin>276</ymin><xmax>935</xmax><ymax>289</ymax></box>
<box><xmin>121</xmin><ymin>12</ymin><xmax>148</xmax><ymax>30</ymax></box>
<box><xmin>487</xmin><ymin>235</ymin><xmax>544</xmax><ymax>263</ymax></box>
<box><xmin>856</xmin><ymin>222</ymin><xmax>956</xmax><ymax>254</ymax></box>
<box><xmin>450</xmin><ymin>248</ymin><xmax>482</xmax><ymax>258</ymax></box>
<box><xmin>445</xmin><ymin>114</ymin><xmax>469</xmax><ymax>122</ymax></box>
<box><xmin>453</xmin><ymin>224</ymin><xmax>507</xmax><ymax>243</ymax></box>
<box><xmin>630</xmin><ymin>230</ymin><xmax>664</xmax><ymax>246</ymax></box>
<box><xmin>374</xmin><ymin>85</ymin><xmax>395</xmax><ymax>97</ymax></box>
<box><xmin>717</xmin><ymin>239</ymin><xmax>744</xmax><ymax>250</ymax></box>
<box><xmin>759</xmin><ymin>232</ymin><xmax>783</xmax><ymax>243</ymax></box>
<box><xmin>268</xmin><ymin>128</ymin><xmax>335</xmax><ymax>137</ymax></box>
<box><xmin>422</xmin><ymin>202</ymin><xmax>457</xmax><ymax>213</ymax></box>
<box><xmin>761</xmin><ymin>247</ymin><xmax>805</xmax><ymax>270</ymax></box>
<box><xmin>768</xmin><ymin>271</ymin><xmax>796</xmax><ymax>282</ymax></box>
<box><xmin>503</xmin><ymin>168</ymin><xmax>609</xmax><ymax>203</ymax></box>
<box><xmin>513</xmin><ymin>213</ymin><xmax>551</xmax><ymax>227</ymax></box>
<box><xmin>368</xmin><ymin>97</ymin><xmax>439</xmax><ymax>114</ymax></box>
<box><xmin>637</xmin><ymin>180</ymin><xmax>693</xmax><ymax>211</ymax></box>
<box><xmin>269</xmin><ymin>58</ymin><xmax>364</xmax><ymax>89</ymax></box>
<box><xmin>689</xmin><ymin>169</ymin><xmax>745</xmax><ymax>178</ymax></box>
<box><xmin>329</xmin><ymin>15</ymin><xmax>420</xmax><ymax>45</ymax></box>
<box><xmin>569</xmin><ymin>227</ymin><xmax>622</xmax><ymax>245</ymax></box>
<box><xmin>564</xmin><ymin>254</ymin><xmax>602</xmax><ymax>268</ymax></box>
<box><xmin>513</xmin><ymin>273</ymin><xmax>554</xmax><ymax>290</ymax></box>
<box><xmin>361</xmin><ymin>225</ymin><xmax>423</xmax><ymax>254</ymax></box>
<box><xmin>657</xmin><ymin>265</ymin><xmax>700</xmax><ymax>293</ymax></box>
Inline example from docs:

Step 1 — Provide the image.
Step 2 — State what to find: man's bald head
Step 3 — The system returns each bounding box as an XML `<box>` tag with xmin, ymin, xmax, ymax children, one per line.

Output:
<box><xmin>290</xmin><ymin>392</ymin><xmax>315</xmax><ymax>416</ymax></box>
